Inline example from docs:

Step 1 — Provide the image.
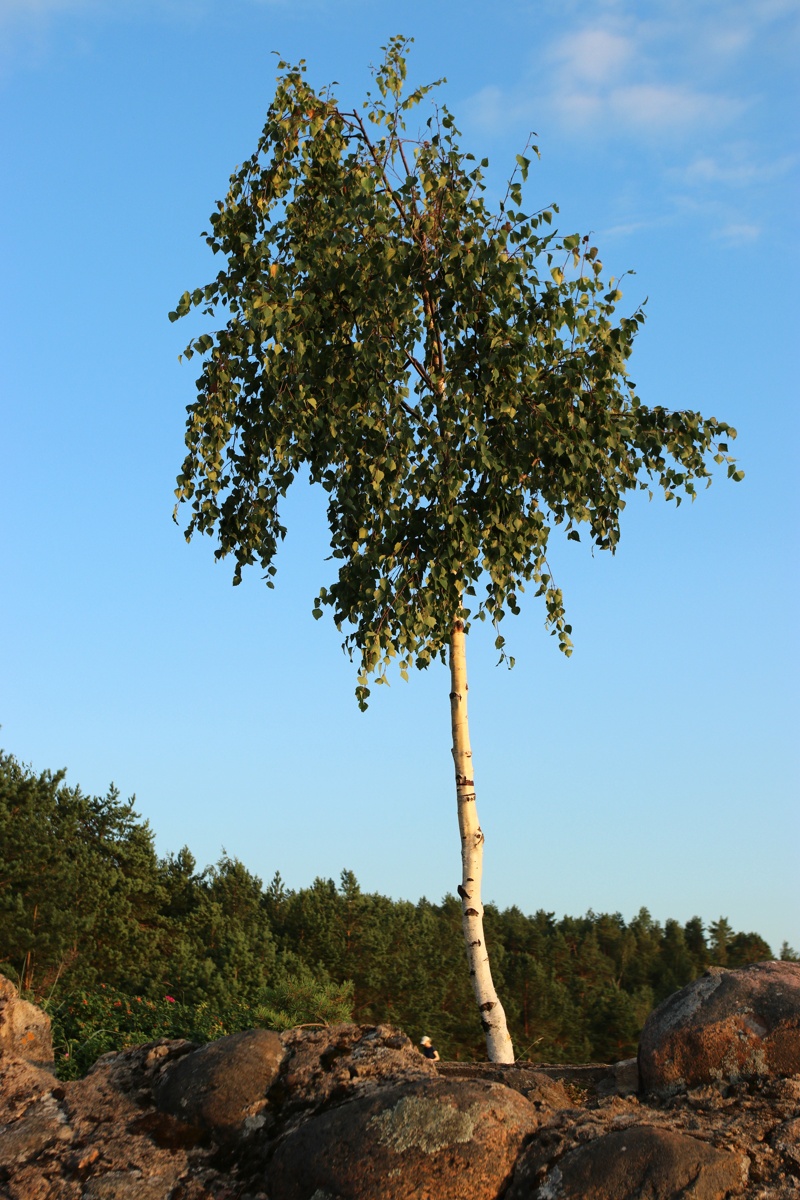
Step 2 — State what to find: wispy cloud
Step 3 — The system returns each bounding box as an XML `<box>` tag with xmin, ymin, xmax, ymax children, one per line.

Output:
<box><xmin>0</xmin><ymin>0</ymin><xmax>224</xmax><ymax>77</ymax></box>
<box><xmin>0</xmin><ymin>0</ymin><xmax>106</xmax><ymax>17</ymax></box>
<box><xmin>550</xmin><ymin>26</ymin><xmax>633</xmax><ymax>85</ymax></box>
<box><xmin>542</xmin><ymin>15</ymin><xmax>751</xmax><ymax>140</ymax></box>
<box><xmin>672</xmin><ymin>150</ymin><xmax>797</xmax><ymax>189</ymax></box>
<box><xmin>460</xmin><ymin>1</ymin><xmax>796</xmax><ymax>243</ymax></box>
<box><xmin>553</xmin><ymin>81</ymin><xmax>743</xmax><ymax>136</ymax></box>
<box><xmin>714</xmin><ymin>221</ymin><xmax>762</xmax><ymax>244</ymax></box>
<box><xmin>464</xmin><ymin>0</ymin><xmax>796</xmax><ymax>143</ymax></box>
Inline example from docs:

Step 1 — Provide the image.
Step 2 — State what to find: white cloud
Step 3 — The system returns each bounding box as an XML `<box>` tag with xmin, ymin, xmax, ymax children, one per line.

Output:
<box><xmin>714</xmin><ymin>221</ymin><xmax>762</xmax><ymax>243</ymax></box>
<box><xmin>0</xmin><ymin>0</ymin><xmax>226</xmax><ymax>29</ymax></box>
<box><xmin>464</xmin><ymin>10</ymin><xmax>751</xmax><ymax>143</ymax></box>
<box><xmin>606</xmin><ymin>83</ymin><xmax>744</xmax><ymax>132</ymax></box>
<box><xmin>458</xmin><ymin>2</ymin><xmax>795</xmax><ymax>246</ymax></box>
<box><xmin>0</xmin><ymin>0</ymin><xmax>224</xmax><ymax>78</ymax></box>
<box><xmin>463</xmin><ymin>85</ymin><xmax>514</xmax><ymax>132</ymax></box>
<box><xmin>675</xmin><ymin>151</ymin><xmax>797</xmax><ymax>188</ymax></box>
<box><xmin>550</xmin><ymin>27</ymin><xmax>633</xmax><ymax>85</ymax></box>
<box><xmin>599</xmin><ymin>219</ymin><xmax>661</xmax><ymax>239</ymax></box>
<box><xmin>704</xmin><ymin>26</ymin><xmax>753</xmax><ymax>58</ymax></box>
<box><xmin>549</xmin><ymin>80</ymin><xmax>742</xmax><ymax>136</ymax></box>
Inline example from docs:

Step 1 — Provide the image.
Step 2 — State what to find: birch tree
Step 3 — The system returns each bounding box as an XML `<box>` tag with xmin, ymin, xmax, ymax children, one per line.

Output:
<box><xmin>171</xmin><ymin>38</ymin><xmax>741</xmax><ymax>1062</ymax></box>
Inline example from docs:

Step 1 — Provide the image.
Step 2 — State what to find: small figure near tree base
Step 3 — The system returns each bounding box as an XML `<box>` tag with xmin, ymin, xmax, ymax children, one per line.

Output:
<box><xmin>420</xmin><ymin>1036</ymin><xmax>440</xmax><ymax>1062</ymax></box>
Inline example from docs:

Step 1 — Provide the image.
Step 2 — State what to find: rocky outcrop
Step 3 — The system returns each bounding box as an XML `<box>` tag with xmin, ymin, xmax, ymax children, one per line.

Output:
<box><xmin>1</xmin><ymin>965</ymin><xmax>799</xmax><ymax>1199</ymax></box>
<box><xmin>0</xmin><ymin>975</ymin><xmax>53</xmax><ymax>1068</ymax></box>
<box><xmin>639</xmin><ymin>961</ymin><xmax>800</xmax><ymax>1095</ymax></box>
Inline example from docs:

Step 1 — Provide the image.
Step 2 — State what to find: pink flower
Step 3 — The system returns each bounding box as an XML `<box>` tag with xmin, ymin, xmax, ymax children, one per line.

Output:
<box><xmin>165</xmin><ymin>995</ymin><xmax>175</xmax><ymax>1003</ymax></box>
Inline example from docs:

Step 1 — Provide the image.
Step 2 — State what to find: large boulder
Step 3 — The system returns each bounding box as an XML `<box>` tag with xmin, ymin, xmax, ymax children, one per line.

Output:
<box><xmin>267</xmin><ymin>1076</ymin><xmax>540</xmax><ymax>1200</ymax></box>
<box><xmin>153</xmin><ymin>1026</ymin><xmax>283</xmax><ymax>1140</ymax></box>
<box><xmin>506</xmin><ymin>1124</ymin><xmax>750</xmax><ymax>1200</ymax></box>
<box><xmin>0</xmin><ymin>975</ymin><xmax>53</xmax><ymax>1067</ymax></box>
<box><xmin>639</xmin><ymin>961</ymin><xmax>800</xmax><ymax>1095</ymax></box>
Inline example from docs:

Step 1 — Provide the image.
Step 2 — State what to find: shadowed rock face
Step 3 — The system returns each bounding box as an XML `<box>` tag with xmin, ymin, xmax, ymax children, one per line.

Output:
<box><xmin>639</xmin><ymin>961</ymin><xmax>800</xmax><ymax>1095</ymax></box>
<box><xmin>506</xmin><ymin>1124</ymin><xmax>750</xmax><ymax>1200</ymax></box>
<box><xmin>154</xmin><ymin>1027</ymin><xmax>283</xmax><ymax>1140</ymax></box>
<box><xmin>2</xmin><ymin>970</ymin><xmax>800</xmax><ymax>1200</ymax></box>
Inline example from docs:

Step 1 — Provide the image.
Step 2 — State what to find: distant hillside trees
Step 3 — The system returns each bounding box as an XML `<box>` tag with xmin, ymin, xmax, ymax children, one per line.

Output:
<box><xmin>0</xmin><ymin>749</ymin><xmax>777</xmax><ymax>1070</ymax></box>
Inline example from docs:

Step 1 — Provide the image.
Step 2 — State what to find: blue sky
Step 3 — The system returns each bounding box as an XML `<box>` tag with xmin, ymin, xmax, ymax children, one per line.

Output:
<box><xmin>3</xmin><ymin>0</ymin><xmax>798</xmax><ymax>956</ymax></box>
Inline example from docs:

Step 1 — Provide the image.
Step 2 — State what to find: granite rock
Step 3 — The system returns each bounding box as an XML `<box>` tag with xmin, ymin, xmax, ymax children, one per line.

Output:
<box><xmin>154</xmin><ymin>1027</ymin><xmax>283</xmax><ymax>1140</ymax></box>
<box><xmin>267</xmin><ymin>1076</ymin><xmax>540</xmax><ymax>1200</ymax></box>
<box><xmin>506</xmin><ymin>1123</ymin><xmax>750</xmax><ymax>1199</ymax></box>
<box><xmin>0</xmin><ymin>976</ymin><xmax>53</xmax><ymax>1067</ymax></box>
<box><xmin>639</xmin><ymin>961</ymin><xmax>800</xmax><ymax>1095</ymax></box>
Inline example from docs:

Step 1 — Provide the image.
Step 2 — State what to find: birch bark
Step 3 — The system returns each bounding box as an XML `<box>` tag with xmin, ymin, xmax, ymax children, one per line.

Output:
<box><xmin>449</xmin><ymin>620</ymin><xmax>515</xmax><ymax>1063</ymax></box>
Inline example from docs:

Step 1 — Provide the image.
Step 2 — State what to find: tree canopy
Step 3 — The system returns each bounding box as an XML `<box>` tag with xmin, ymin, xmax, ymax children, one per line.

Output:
<box><xmin>171</xmin><ymin>36</ymin><xmax>741</xmax><ymax>707</ymax></box>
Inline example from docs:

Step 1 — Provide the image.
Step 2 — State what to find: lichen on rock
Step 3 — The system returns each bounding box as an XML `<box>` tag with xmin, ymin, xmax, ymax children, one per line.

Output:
<box><xmin>368</xmin><ymin>1093</ymin><xmax>483</xmax><ymax>1153</ymax></box>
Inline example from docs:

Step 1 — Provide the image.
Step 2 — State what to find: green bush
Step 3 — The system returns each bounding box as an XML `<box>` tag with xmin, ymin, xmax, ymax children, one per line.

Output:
<box><xmin>45</xmin><ymin>967</ymin><xmax>355</xmax><ymax>1080</ymax></box>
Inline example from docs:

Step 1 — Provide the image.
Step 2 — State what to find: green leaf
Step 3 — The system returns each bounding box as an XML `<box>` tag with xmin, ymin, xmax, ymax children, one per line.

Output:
<box><xmin>171</xmin><ymin>38</ymin><xmax>740</xmax><ymax>703</ymax></box>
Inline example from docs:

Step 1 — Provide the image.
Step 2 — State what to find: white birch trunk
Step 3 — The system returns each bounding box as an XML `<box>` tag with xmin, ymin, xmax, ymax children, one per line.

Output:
<box><xmin>449</xmin><ymin>620</ymin><xmax>515</xmax><ymax>1063</ymax></box>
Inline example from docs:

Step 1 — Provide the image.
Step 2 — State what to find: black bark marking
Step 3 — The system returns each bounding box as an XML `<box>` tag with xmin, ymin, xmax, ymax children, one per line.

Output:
<box><xmin>479</xmin><ymin>1000</ymin><xmax>496</xmax><ymax>1013</ymax></box>
<box><xmin>457</xmin><ymin>884</ymin><xmax>471</xmax><ymax>900</ymax></box>
<box><xmin>455</xmin><ymin>774</ymin><xmax>474</xmax><ymax>788</ymax></box>
<box><xmin>469</xmin><ymin>939</ymin><xmax>482</xmax><ymax>947</ymax></box>
<box><xmin>465</xmin><ymin>907</ymin><xmax>479</xmax><ymax>917</ymax></box>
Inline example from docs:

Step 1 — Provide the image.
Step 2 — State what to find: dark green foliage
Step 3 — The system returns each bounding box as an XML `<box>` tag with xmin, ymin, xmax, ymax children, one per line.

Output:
<box><xmin>0</xmin><ymin>750</ymin><xmax>779</xmax><ymax>1074</ymax></box>
<box><xmin>727</xmin><ymin>930</ymin><xmax>774</xmax><ymax>967</ymax></box>
<box><xmin>0</xmin><ymin>750</ymin><xmax>166</xmax><ymax>996</ymax></box>
<box><xmin>45</xmin><ymin>986</ymin><xmax>242</xmax><ymax>1081</ymax></box>
<box><xmin>155</xmin><ymin>851</ymin><xmax>278</xmax><ymax>1006</ymax></box>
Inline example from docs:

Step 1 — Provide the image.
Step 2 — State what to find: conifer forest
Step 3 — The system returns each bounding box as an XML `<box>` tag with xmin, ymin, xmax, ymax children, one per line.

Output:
<box><xmin>2</xmin><ymin>750</ymin><xmax>791</xmax><ymax>1080</ymax></box>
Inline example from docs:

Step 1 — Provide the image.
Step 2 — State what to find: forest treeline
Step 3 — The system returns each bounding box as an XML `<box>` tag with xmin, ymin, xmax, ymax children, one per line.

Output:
<box><xmin>2</xmin><ymin>750</ymin><xmax>795</xmax><ymax>1073</ymax></box>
